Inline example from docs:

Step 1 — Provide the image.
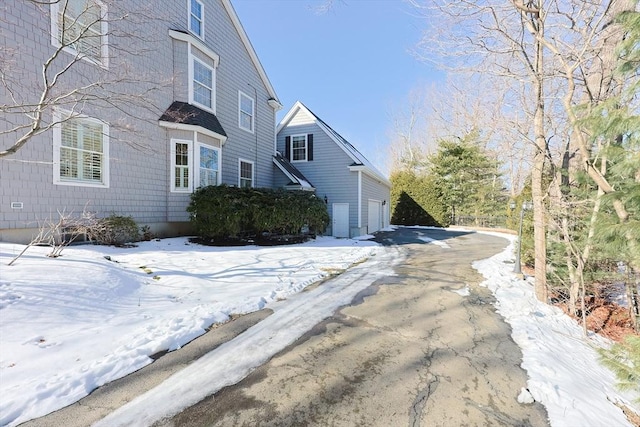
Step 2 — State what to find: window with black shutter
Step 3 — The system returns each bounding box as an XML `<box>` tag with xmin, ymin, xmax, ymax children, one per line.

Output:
<box><xmin>287</xmin><ymin>134</ymin><xmax>313</xmax><ymax>162</ymax></box>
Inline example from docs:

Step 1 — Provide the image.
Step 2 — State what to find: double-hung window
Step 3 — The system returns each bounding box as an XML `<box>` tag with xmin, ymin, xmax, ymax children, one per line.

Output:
<box><xmin>171</xmin><ymin>140</ymin><xmax>192</xmax><ymax>192</ymax></box>
<box><xmin>189</xmin><ymin>0</ymin><xmax>204</xmax><ymax>39</ymax></box>
<box><xmin>291</xmin><ymin>135</ymin><xmax>308</xmax><ymax>162</ymax></box>
<box><xmin>51</xmin><ymin>0</ymin><xmax>108</xmax><ymax>67</ymax></box>
<box><xmin>238</xmin><ymin>91</ymin><xmax>254</xmax><ymax>133</ymax></box>
<box><xmin>54</xmin><ymin>114</ymin><xmax>109</xmax><ymax>187</ymax></box>
<box><xmin>190</xmin><ymin>46</ymin><xmax>215</xmax><ymax>111</ymax></box>
<box><xmin>170</xmin><ymin>30</ymin><xmax>218</xmax><ymax>113</ymax></box>
<box><xmin>239</xmin><ymin>159</ymin><xmax>254</xmax><ymax>188</ymax></box>
<box><xmin>199</xmin><ymin>145</ymin><xmax>219</xmax><ymax>187</ymax></box>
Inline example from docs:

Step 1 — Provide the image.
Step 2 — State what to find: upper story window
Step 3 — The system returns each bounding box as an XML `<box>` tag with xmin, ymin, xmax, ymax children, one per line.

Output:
<box><xmin>239</xmin><ymin>159</ymin><xmax>254</xmax><ymax>188</ymax></box>
<box><xmin>53</xmin><ymin>113</ymin><xmax>109</xmax><ymax>187</ymax></box>
<box><xmin>291</xmin><ymin>135</ymin><xmax>308</xmax><ymax>162</ymax></box>
<box><xmin>238</xmin><ymin>91</ymin><xmax>254</xmax><ymax>133</ymax></box>
<box><xmin>189</xmin><ymin>0</ymin><xmax>204</xmax><ymax>39</ymax></box>
<box><xmin>189</xmin><ymin>46</ymin><xmax>215</xmax><ymax>112</ymax></box>
<box><xmin>169</xmin><ymin>30</ymin><xmax>219</xmax><ymax>114</ymax></box>
<box><xmin>51</xmin><ymin>0</ymin><xmax>108</xmax><ymax>67</ymax></box>
<box><xmin>286</xmin><ymin>134</ymin><xmax>314</xmax><ymax>163</ymax></box>
<box><xmin>192</xmin><ymin>57</ymin><xmax>213</xmax><ymax>110</ymax></box>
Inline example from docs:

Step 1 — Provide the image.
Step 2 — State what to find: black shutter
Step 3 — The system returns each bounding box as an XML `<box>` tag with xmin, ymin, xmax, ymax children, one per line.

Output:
<box><xmin>285</xmin><ymin>136</ymin><xmax>291</xmax><ymax>161</ymax></box>
<box><xmin>307</xmin><ymin>134</ymin><xmax>313</xmax><ymax>161</ymax></box>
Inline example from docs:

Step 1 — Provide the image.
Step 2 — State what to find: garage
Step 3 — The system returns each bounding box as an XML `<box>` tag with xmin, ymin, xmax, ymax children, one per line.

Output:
<box><xmin>367</xmin><ymin>200</ymin><xmax>382</xmax><ymax>234</ymax></box>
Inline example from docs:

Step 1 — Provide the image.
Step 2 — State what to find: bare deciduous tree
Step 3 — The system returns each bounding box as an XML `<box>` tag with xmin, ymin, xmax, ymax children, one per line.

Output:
<box><xmin>7</xmin><ymin>206</ymin><xmax>103</xmax><ymax>265</ymax></box>
<box><xmin>411</xmin><ymin>0</ymin><xmax>636</xmax><ymax>304</ymax></box>
<box><xmin>0</xmin><ymin>0</ymin><xmax>176</xmax><ymax>158</ymax></box>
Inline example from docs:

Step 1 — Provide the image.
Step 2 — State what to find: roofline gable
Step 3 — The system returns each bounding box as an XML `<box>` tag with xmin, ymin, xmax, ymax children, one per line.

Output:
<box><xmin>277</xmin><ymin>101</ymin><xmax>391</xmax><ymax>187</ymax></box>
<box><xmin>221</xmin><ymin>0</ymin><xmax>280</xmax><ymax>106</ymax></box>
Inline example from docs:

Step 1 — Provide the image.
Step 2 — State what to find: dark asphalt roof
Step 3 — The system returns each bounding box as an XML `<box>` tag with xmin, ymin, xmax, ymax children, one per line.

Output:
<box><xmin>273</xmin><ymin>153</ymin><xmax>314</xmax><ymax>189</ymax></box>
<box><xmin>159</xmin><ymin>101</ymin><xmax>227</xmax><ymax>137</ymax></box>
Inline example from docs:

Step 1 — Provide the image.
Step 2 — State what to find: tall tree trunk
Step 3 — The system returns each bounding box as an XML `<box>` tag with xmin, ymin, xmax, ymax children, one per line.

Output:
<box><xmin>531</xmin><ymin>4</ymin><xmax>548</xmax><ymax>302</ymax></box>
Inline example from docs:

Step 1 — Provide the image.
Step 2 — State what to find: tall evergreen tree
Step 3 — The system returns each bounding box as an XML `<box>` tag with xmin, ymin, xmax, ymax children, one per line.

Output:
<box><xmin>428</xmin><ymin>133</ymin><xmax>505</xmax><ymax>223</ymax></box>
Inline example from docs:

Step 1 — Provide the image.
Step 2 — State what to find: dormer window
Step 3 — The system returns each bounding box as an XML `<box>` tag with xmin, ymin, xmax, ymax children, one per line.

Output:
<box><xmin>189</xmin><ymin>0</ymin><xmax>204</xmax><ymax>39</ymax></box>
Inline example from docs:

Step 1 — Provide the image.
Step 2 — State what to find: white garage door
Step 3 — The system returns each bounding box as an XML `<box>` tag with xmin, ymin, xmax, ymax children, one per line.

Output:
<box><xmin>368</xmin><ymin>200</ymin><xmax>382</xmax><ymax>234</ymax></box>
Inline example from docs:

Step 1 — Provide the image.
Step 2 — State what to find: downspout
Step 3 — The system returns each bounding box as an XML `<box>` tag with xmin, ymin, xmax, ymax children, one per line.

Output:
<box><xmin>357</xmin><ymin>170</ymin><xmax>362</xmax><ymax>229</ymax></box>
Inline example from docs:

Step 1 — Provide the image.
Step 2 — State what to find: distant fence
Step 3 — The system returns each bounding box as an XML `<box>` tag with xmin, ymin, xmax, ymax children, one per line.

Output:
<box><xmin>452</xmin><ymin>216</ymin><xmax>510</xmax><ymax>229</ymax></box>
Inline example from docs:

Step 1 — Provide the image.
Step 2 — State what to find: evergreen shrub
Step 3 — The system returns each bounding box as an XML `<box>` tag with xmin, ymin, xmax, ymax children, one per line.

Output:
<box><xmin>390</xmin><ymin>170</ymin><xmax>449</xmax><ymax>227</ymax></box>
<box><xmin>188</xmin><ymin>185</ymin><xmax>329</xmax><ymax>243</ymax></box>
<box><xmin>599</xmin><ymin>334</ymin><xmax>640</xmax><ymax>402</ymax></box>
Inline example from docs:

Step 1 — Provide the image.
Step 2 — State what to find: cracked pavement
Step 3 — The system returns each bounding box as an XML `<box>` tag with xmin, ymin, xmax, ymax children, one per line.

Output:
<box><xmin>160</xmin><ymin>227</ymin><xmax>549</xmax><ymax>427</ymax></box>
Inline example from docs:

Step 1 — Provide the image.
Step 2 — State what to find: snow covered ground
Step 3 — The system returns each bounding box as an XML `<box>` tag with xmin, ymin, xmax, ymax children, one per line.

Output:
<box><xmin>0</xmin><ymin>228</ymin><xmax>638</xmax><ymax>427</ymax></box>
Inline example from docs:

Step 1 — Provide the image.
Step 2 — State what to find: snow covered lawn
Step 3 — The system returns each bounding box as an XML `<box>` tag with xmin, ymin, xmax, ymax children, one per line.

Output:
<box><xmin>0</xmin><ymin>236</ymin><xmax>384</xmax><ymax>426</ymax></box>
<box><xmin>0</xmin><ymin>229</ymin><xmax>638</xmax><ymax>427</ymax></box>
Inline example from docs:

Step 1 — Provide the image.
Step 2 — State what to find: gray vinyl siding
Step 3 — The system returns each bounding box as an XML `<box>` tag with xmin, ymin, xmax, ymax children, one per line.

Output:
<box><xmin>273</xmin><ymin>168</ymin><xmax>293</xmax><ymax>188</ymax></box>
<box><xmin>209</xmin><ymin>2</ymin><xmax>275</xmax><ymax>189</ymax></box>
<box><xmin>276</xmin><ymin>115</ymin><xmax>359</xmax><ymax>232</ymax></box>
<box><xmin>0</xmin><ymin>0</ymin><xmax>278</xmax><ymax>242</ymax></box>
<box><xmin>361</xmin><ymin>172</ymin><xmax>391</xmax><ymax>231</ymax></box>
<box><xmin>1</xmin><ymin>1</ymin><xmax>174</xmax><ymax>233</ymax></box>
<box><xmin>277</xmin><ymin>107</ymin><xmax>391</xmax><ymax>236</ymax></box>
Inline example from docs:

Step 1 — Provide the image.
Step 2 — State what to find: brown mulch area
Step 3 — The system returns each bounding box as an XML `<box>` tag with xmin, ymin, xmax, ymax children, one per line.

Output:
<box><xmin>521</xmin><ymin>264</ymin><xmax>638</xmax><ymax>342</ymax></box>
<box><xmin>546</xmin><ymin>279</ymin><xmax>640</xmax><ymax>426</ymax></box>
<box><xmin>555</xmin><ymin>297</ymin><xmax>637</xmax><ymax>342</ymax></box>
<box><xmin>189</xmin><ymin>234</ymin><xmax>315</xmax><ymax>247</ymax></box>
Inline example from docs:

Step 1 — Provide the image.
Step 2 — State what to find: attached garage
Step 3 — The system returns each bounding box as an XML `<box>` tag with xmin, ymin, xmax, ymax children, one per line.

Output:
<box><xmin>276</xmin><ymin>102</ymin><xmax>391</xmax><ymax>238</ymax></box>
<box><xmin>367</xmin><ymin>200</ymin><xmax>382</xmax><ymax>234</ymax></box>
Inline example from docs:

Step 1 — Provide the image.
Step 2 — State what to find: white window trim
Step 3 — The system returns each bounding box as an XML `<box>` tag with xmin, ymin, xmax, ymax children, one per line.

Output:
<box><xmin>169</xmin><ymin>30</ymin><xmax>219</xmax><ymax>65</ymax></box>
<box><xmin>238</xmin><ymin>90</ymin><xmax>255</xmax><ymax>133</ymax></box>
<box><xmin>188</xmin><ymin>0</ymin><xmax>204</xmax><ymax>40</ymax></box>
<box><xmin>238</xmin><ymin>158</ymin><xmax>254</xmax><ymax>188</ymax></box>
<box><xmin>170</xmin><ymin>137</ymin><xmax>222</xmax><ymax>193</ymax></box>
<box><xmin>188</xmin><ymin>45</ymin><xmax>216</xmax><ymax>114</ymax></box>
<box><xmin>50</xmin><ymin>0</ymin><xmax>109</xmax><ymax>68</ymax></box>
<box><xmin>53</xmin><ymin>110</ymin><xmax>110</xmax><ymax>188</ymax></box>
<box><xmin>290</xmin><ymin>134</ymin><xmax>308</xmax><ymax>163</ymax></box>
<box><xmin>170</xmin><ymin>139</ymin><xmax>193</xmax><ymax>193</ymax></box>
<box><xmin>196</xmin><ymin>141</ymin><xmax>221</xmax><ymax>189</ymax></box>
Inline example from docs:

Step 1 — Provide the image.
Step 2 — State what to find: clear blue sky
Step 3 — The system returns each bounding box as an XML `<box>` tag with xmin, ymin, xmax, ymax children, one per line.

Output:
<box><xmin>232</xmin><ymin>0</ymin><xmax>444</xmax><ymax>174</ymax></box>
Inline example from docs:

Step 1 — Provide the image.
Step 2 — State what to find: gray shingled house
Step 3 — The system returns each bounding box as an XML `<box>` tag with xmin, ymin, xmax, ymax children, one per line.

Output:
<box><xmin>275</xmin><ymin>102</ymin><xmax>391</xmax><ymax>238</ymax></box>
<box><xmin>0</xmin><ymin>1</ymin><xmax>391</xmax><ymax>243</ymax></box>
<box><xmin>0</xmin><ymin>0</ymin><xmax>283</xmax><ymax>243</ymax></box>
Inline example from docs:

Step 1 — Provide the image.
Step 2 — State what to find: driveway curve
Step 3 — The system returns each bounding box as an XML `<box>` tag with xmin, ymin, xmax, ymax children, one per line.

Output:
<box><xmin>160</xmin><ymin>227</ymin><xmax>549</xmax><ymax>427</ymax></box>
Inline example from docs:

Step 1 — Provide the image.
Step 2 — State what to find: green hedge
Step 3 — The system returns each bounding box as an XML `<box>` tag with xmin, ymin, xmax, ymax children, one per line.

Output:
<box><xmin>187</xmin><ymin>185</ymin><xmax>330</xmax><ymax>242</ymax></box>
<box><xmin>390</xmin><ymin>170</ymin><xmax>450</xmax><ymax>227</ymax></box>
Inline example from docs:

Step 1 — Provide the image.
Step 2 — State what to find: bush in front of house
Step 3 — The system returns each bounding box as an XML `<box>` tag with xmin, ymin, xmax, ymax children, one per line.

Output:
<box><xmin>187</xmin><ymin>185</ymin><xmax>330</xmax><ymax>243</ymax></box>
<box><xmin>91</xmin><ymin>214</ymin><xmax>141</xmax><ymax>246</ymax></box>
